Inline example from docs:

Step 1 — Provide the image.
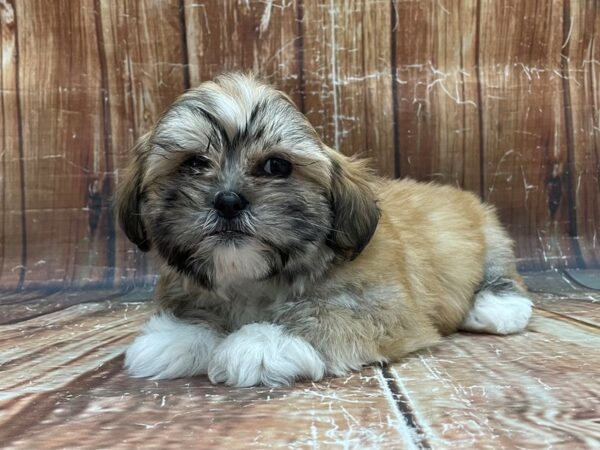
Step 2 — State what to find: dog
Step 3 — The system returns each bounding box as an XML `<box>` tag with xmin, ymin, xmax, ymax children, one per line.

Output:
<box><xmin>115</xmin><ymin>73</ymin><xmax>532</xmax><ymax>387</ymax></box>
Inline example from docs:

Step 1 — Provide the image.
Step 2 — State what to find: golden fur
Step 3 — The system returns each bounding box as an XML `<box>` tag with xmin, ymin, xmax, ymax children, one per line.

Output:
<box><xmin>115</xmin><ymin>73</ymin><xmax>532</xmax><ymax>386</ymax></box>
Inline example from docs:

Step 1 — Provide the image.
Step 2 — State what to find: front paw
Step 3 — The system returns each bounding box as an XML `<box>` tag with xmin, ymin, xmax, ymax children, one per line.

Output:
<box><xmin>125</xmin><ymin>313</ymin><xmax>223</xmax><ymax>379</ymax></box>
<box><xmin>207</xmin><ymin>323</ymin><xmax>326</xmax><ymax>387</ymax></box>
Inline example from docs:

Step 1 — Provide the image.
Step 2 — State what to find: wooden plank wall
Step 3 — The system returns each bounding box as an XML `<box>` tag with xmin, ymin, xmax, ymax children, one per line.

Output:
<box><xmin>0</xmin><ymin>0</ymin><xmax>598</xmax><ymax>290</ymax></box>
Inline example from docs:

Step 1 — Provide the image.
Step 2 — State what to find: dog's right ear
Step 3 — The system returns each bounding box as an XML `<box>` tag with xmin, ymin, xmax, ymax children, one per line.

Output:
<box><xmin>114</xmin><ymin>133</ymin><xmax>152</xmax><ymax>252</ymax></box>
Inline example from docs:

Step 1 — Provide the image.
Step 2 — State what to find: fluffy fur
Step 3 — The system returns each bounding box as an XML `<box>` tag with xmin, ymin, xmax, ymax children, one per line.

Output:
<box><xmin>117</xmin><ymin>73</ymin><xmax>532</xmax><ymax>387</ymax></box>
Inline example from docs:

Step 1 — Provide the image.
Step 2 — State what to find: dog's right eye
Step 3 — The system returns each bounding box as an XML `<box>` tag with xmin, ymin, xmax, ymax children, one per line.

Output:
<box><xmin>181</xmin><ymin>155</ymin><xmax>210</xmax><ymax>171</ymax></box>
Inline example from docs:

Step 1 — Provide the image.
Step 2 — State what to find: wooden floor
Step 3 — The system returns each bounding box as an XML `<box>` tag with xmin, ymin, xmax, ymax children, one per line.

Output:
<box><xmin>1</xmin><ymin>277</ymin><xmax>599</xmax><ymax>449</ymax></box>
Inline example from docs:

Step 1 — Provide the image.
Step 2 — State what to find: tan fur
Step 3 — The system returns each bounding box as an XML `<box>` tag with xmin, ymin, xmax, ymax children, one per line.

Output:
<box><xmin>273</xmin><ymin>175</ymin><xmax>507</xmax><ymax>370</ymax></box>
<box><xmin>116</xmin><ymin>73</ymin><xmax>530</xmax><ymax>384</ymax></box>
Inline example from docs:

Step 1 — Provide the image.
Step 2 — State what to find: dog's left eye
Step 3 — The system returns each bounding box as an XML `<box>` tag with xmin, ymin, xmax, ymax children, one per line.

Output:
<box><xmin>259</xmin><ymin>157</ymin><xmax>292</xmax><ymax>177</ymax></box>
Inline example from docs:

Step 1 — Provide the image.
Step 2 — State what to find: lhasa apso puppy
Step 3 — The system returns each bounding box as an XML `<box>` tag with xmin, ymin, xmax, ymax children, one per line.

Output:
<box><xmin>116</xmin><ymin>73</ymin><xmax>532</xmax><ymax>387</ymax></box>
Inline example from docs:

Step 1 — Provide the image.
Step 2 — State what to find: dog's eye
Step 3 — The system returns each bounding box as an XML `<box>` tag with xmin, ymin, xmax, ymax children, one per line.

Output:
<box><xmin>260</xmin><ymin>157</ymin><xmax>292</xmax><ymax>177</ymax></box>
<box><xmin>182</xmin><ymin>155</ymin><xmax>210</xmax><ymax>171</ymax></box>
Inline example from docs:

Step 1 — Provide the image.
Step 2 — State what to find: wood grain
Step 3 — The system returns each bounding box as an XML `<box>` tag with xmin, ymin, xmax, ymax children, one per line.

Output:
<box><xmin>1</xmin><ymin>0</ymin><xmax>600</xmax><ymax>289</ymax></box>
<box><xmin>386</xmin><ymin>305</ymin><xmax>600</xmax><ymax>448</ymax></box>
<box><xmin>562</xmin><ymin>0</ymin><xmax>600</xmax><ymax>268</ymax></box>
<box><xmin>477</xmin><ymin>0</ymin><xmax>579</xmax><ymax>271</ymax></box>
<box><xmin>184</xmin><ymin>0</ymin><xmax>303</xmax><ymax>104</ymax></box>
<box><xmin>0</xmin><ymin>296</ymin><xmax>417</xmax><ymax>449</ymax></box>
<box><xmin>393</xmin><ymin>0</ymin><xmax>482</xmax><ymax>192</ymax></box>
<box><xmin>0</xmin><ymin>0</ymin><xmax>25</xmax><ymax>290</ymax></box>
<box><xmin>302</xmin><ymin>0</ymin><xmax>396</xmax><ymax>176</ymax></box>
<box><xmin>12</xmin><ymin>0</ymin><xmax>105</xmax><ymax>289</ymax></box>
<box><xmin>0</xmin><ymin>290</ymin><xmax>598</xmax><ymax>449</ymax></box>
<box><xmin>95</xmin><ymin>0</ymin><xmax>187</xmax><ymax>287</ymax></box>
<box><xmin>532</xmin><ymin>294</ymin><xmax>600</xmax><ymax>328</ymax></box>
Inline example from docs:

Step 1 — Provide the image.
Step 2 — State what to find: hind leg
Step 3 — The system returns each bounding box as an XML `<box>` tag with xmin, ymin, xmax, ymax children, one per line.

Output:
<box><xmin>459</xmin><ymin>209</ymin><xmax>532</xmax><ymax>335</ymax></box>
<box><xmin>459</xmin><ymin>280</ymin><xmax>532</xmax><ymax>334</ymax></box>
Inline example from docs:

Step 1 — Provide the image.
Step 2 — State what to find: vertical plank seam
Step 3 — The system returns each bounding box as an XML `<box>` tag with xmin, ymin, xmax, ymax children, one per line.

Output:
<box><xmin>361</xmin><ymin>6</ymin><xmax>369</xmax><ymax>156</ymax></box>
<box><xmin>561</xmin><ymin>0</ymin><xmax>586</xmax><ymax>268</ymax></box>
<box><xmin>93</xmin><ymin>0</ymin><xmax>116</xmax><ymax>287</ymax></box>
<box><xmin>587</xmin><ymin>2</ymin><xmax>600</xmax><ymax>267</ymax></box>
<box><xmin>11</xmin><ymin>0</ymin><xmax>27</xmax><ymax>290</ymax></box>
<box><xmin>294</xmin><ymin>0</ymin><xmax>305</xmax><ymax>113</ymax></box>
<box><xmin>457</xmin><ymin>1</ymin><xmax>468</xmax><ymax>189</ymax></box>
<box><xmin>475</xmin><ymin>0</ymin><xmax>485</xmax><ymax>200</ymax></box>
<box><xmin>328</xmin><ymin>0</ymin><xmax>340</xmax><ymax>150</ymax></box>
<box><xmin>179</xmin><ymin>0</ymin><xmax>191</xmax><ymax>90</ymax></box>
<box><xmin>380</xmin><ymin>366</ymin><xmax>432</xmax><ymax>449</ymax></box>
<box><xmin>390</xmin><ymin>0</ymin><xmax>401</xmax><ymax>179</ymax></box>
<box><xmin>0</xmin><ymin>9</ymin><xmax>6</xmax><ymax>283</ymax></box>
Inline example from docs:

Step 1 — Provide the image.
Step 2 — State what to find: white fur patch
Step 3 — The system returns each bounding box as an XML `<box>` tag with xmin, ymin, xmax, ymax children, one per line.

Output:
<box><xmin>208</xmin><ymin>323</ymin><xmax>326</xmax><ymax>387</ymax></box>
<box><xmin>212</xmin><ymin>241</ymin><xmax>272</xmax><ymax>283</ymax></box>
<box><xmin>125</xmin><ymin>312</ymin><xmax>224</xmax><ymax>379</ymax></box>
<box><xmin>459</xmin><ymin>291</ymin><xmax>533</xmax><ymax>335</ymax></box>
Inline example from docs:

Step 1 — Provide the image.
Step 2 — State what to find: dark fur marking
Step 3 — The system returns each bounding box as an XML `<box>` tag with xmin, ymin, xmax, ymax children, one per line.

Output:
<box><xmin>163</xmin><ymin>243</ymin><xmax>212</xmax><ymax>289</ymax></box>
<box><xmin>191</xmin><ymin>105</ymin><xmax>230</xmax><ymax>149</ymax></box>
<box><xmin>163</xmin><ymin>188</ymin><xmax>179</xmax><ymax>203</ymax></box>
<box><xmin>178</xmin><ymin>189</ymin><xmax>195</xmax><ymax>203</ymax></box>
<box><xmin>330</xmin><ymin>159</ymin><xmax>342</xmax><ymax>176</ymax></box>
<box><xmin>249</xmin><ymin>101</ymin><xmax>265</xmax><ymax>125</ymax></box>
<box><xmin>478</xmin><ymin>276</ymin><xmax>519</xmax><ymax>295</ymax></box>
<box><xmin>253</xmin><ymin>126</ymin><xmax>265</xmax><ymax>141</ymax></box>
<box><xmin>150</xmin><ymin>216</ymin><xmax>212</xmax><ymax>289</ymax></box>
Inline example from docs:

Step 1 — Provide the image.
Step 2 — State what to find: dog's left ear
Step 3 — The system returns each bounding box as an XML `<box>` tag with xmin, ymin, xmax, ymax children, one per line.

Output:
<box><xmin>326</xmin><ymin>149</ymin><xmax>380</xmax><ymax>260</ymax></box>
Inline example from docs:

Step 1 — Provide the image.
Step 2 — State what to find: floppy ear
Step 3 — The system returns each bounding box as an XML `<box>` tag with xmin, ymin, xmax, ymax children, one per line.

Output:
<box><xmin>114</xmin><ymin>133</ymin><xmax>152</xmax><ymax>252</ymax></box>
<box><xmin>327</xmin><ymin>150</ymin><xmax>380</xmax><ymax>260</ymax></box>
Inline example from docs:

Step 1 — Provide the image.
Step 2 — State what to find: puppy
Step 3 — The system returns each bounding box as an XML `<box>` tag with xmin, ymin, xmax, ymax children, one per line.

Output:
<box><xmin>115</xmin><ymin>73</ymin><xmax>532</xmax><ymax>387</ymax></box>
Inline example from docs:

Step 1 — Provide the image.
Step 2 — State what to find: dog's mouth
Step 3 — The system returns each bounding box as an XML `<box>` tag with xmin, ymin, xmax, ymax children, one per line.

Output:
<box><xmin>210</xmin><ymin>229</ymin><xmax>252</xmax><ymax>240</ymax></box>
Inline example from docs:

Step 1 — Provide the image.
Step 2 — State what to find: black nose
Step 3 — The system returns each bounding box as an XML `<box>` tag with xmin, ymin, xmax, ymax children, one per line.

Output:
<box><xmin>213</xmin><ymin>191</ymin><xmax>248</xmax><ymax>219</ymax></box>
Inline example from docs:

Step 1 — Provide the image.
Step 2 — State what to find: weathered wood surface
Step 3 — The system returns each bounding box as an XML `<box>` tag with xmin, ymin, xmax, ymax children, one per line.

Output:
<box><xmin>1</xmin><ymin>0</ymin><xmax>599</xmax><ymax>289</ymax></box>
<box><xmin>0</xmin><ymin>289</ymin><xmax>598</xmax><ymax>449</ymax></box>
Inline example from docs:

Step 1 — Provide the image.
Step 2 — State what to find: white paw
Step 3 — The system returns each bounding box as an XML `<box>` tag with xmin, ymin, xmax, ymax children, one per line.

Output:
<box><xmin>125</xmin><ymin>312</ymin><xmax>223</xmax><ymax>379</ymax></box>
<box><xmin>459</xmin><ymin>291</ymin><xmax>533</xmax><ymax>335</ymax></box>
<box><xmin>207</xmin><ymin>323</ymin><xmax>325</xmax><ymax>387</ymax></box>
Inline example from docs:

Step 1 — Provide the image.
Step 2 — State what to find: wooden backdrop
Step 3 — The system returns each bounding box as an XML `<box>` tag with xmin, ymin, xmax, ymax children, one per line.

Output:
<box><xmin>0</xmin><ymin>0</ymin><xmax>599</xmax><ymax>290</ymax></box>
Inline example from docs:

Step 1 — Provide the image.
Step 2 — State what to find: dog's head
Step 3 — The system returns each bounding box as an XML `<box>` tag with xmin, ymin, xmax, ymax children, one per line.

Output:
<box><xmin>115</xmin><ymin>73</ymin><xmax>380</xmax><ymax>289</ymax></box>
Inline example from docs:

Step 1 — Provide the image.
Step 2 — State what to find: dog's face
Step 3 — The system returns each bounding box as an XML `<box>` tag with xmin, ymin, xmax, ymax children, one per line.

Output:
<box><xmin>116</xmin><ymin>74</ymin><xmax>379</xmax><ymax>289</ymax></box>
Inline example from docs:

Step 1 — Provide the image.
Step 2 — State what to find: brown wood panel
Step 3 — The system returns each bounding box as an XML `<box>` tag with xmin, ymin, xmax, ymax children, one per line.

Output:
<box><xmin>393</xmin><ymin>0</ymin><xmax>482</xmax><ymax>191</ymax></box>
<box><xmin>533</xmin><ymin>297</ymin><xmax>600</xmax><ymax>328</ymax></box>
<box><xmin>388</xmin><ymin>319</ymin><xmax>600</xmax><ymax>448</ymax></box>
<box><xmin>0</xmin><ymin>298</ymin><xmax>149</xmax><ymax>386</ymax></box>
<box><xmin>184</xmin><ymin>0</ymin><xmax>302</xmax><ymax>104</ymax></box>
<box><xmin>14</xmin><ymin>0</ymin><xmax>105</xmax><ymax>288</ymax></box>
<box><xmin>0</xmin><ymin>298</ymin><xmax>415</xmax><ymax>449</ymax></box>
<box><xmin>1</xmin><ymin>1</ymin><xmax>600</xmax><ymax>290</ymax></box>
<box><xmin>0</xmin><ymin>1</ymin><xmax>25</xmax><ymax>290</ymax></box>
<box><xmin>96</xmin><ymin>0</ymin><xmax>187</xmax><ymax>287</ymax></box>
<box><xmin>478</xmin><ymin>0</ymin><xmax>577</xmax><ymax>271</ymax></box>
<box><xmin>1</xmin><ymin>290</ymin><xmax>599</xmax><ymax>448</ymax></box>
<box><xmin>563</xmin><ymin>0</ymin><xmax>600</xmax><ymax>268</ymax></box>
<box><xmin>0</xmin><ymin>288</ymin><xmax>143</xmax><ymax>325</ymax></box>
<box><xmin>302</xmin><ymin>0</ymin><xmax>395</xmax><ymax>176</ymax></box>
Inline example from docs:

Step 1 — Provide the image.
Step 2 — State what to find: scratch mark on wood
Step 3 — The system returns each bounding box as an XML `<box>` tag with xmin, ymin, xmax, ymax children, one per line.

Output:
<box><xmin>259</xmin><ymin>0</ymin><xmax>273</xmax><ymax>35</ymax></box>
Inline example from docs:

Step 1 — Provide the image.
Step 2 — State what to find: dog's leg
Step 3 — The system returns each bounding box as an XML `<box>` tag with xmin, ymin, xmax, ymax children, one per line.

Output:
<box><xmin>125</xmin><ymin>312</ymin><xmax>225</xmax><ymax>379</ymax></box>
<box><xmin>459</xmin><ymin>277</ymin><xmax>532</xmax><ymax>335</ymax></box>
<box><xmin>207</xmin><ymin>322</ymin><xmax>326</xmax><ymax>387</ymax></box>
<box><xmin>208</xmin><ymin>296</ymin><xmax>441</xmax><ymax>387</ymax></box>
<box><xmin>459</xmin><ymin>213</ymin><xmax>532</xmax><ymax>335</ymax></box>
